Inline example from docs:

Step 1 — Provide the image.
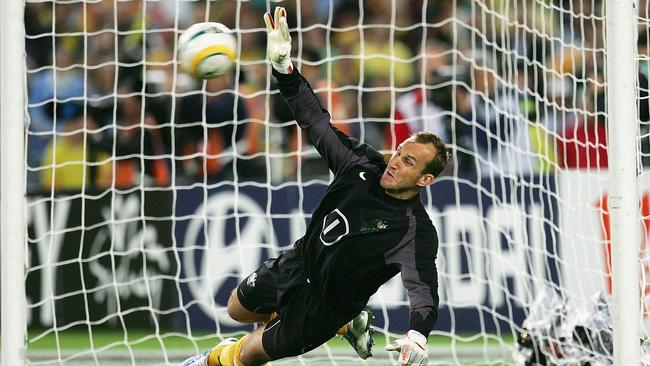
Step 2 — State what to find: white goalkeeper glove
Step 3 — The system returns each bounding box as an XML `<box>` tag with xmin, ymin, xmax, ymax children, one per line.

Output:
<box><xmin>263</xmin><ymin>6</ymin><xmax>293</xmax><ymax>74</ymax></box>
<box><xmin>385</xmin><ymin>330</ymin><xmax>428</xmax><ymax>366</ymax></box>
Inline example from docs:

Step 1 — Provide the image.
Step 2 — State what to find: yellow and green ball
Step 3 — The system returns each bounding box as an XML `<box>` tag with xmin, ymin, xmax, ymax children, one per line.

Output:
<box><xmin>178</xmin><ymin>22</ymin><xmax>237</xmax><ymax>79</ymax></box>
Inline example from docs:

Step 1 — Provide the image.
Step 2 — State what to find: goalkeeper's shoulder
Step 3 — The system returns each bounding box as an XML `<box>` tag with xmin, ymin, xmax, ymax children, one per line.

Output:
<box><xmin>413</xmin><ymin>204</ymin><xmax>437</xmax><ymax>231</ymax></box>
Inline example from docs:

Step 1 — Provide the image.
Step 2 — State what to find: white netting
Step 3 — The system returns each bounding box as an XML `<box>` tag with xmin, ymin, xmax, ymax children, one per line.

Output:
<box><xmin>21</xmin><ymin>0</ymin><xmax>644</xmax><ymax>365</ymax></box>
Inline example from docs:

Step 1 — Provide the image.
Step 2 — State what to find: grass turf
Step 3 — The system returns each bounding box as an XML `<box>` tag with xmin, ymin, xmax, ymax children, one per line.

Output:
<box><xmin>21</xmin><ymin>329</ymin><xmax>514</xmax><ymax>365</ymax></box>
<box><xmin>26</xmin><ymin>328</ymin><xmax>512</xmax><ymax>350</ymax></box>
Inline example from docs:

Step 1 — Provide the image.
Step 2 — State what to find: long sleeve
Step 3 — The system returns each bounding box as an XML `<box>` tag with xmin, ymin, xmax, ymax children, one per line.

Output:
<box><xmin>406</xmin><ymin>225</ymin><xmax>439</xmax><ymax>336</ymax></box>
<box><xmin>273</xmin><ymin>69</ymin><xmax>384</xmax><ymax>175</ymax></box>
<box><xmin>385</xmin><ymin>207</ymin><xmax>439</xmax><ymax>336</ymax></box>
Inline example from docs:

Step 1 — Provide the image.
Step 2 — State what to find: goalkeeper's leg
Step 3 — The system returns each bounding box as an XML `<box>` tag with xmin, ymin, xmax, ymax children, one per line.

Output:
<box><xmin>227</xmin><ymin>257</ymin><xmax>288</xmax><ymax>325</ymax></box>
<box><xmin>179</xmin><ymin>327</ymin><xmax>271</xmax><ymax>366</ymax></box>
<box><xmin>182</xmin><ymin>288</ymin><xmax>367</xmax><ymax>365</ymax></box>
<box><xmin>227</xmin><ymin>288</ymin><xmax>278</xmax><ymax>324</ymax></box>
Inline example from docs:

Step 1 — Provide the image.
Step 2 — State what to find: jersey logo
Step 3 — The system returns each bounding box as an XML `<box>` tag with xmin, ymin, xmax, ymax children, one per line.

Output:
<box><xmin>359</xmin><ymin>171</ymin><xmax>367</xmax><ymax>181</ymax></box>
<box><xmin>320</xmin><ymin>209</ymin><xmax>350</xmax><ymax>246</ymax></box>
<box><xmin>246</xmin><ymin>272</ymin><xmax>257</xmax><ymax>288</ymax></box>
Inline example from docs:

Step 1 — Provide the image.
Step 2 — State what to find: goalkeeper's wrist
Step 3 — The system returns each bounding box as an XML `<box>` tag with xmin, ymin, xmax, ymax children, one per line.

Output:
<box><xmin>406</xmin><ymin>330</ymin><xmax>427</xmax><ymax>346</ymax></box>
<box><xmin>271</xmin><ymin>59</ymin><xmax>294</xmax><ymax>74</ymax></box>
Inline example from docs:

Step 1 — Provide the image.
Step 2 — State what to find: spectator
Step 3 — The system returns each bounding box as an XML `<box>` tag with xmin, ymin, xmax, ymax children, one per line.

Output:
<box><xmin>24</xmin><ymin>2</ymin><xmax>53</xmax><ymax>69</ymax></box>
<box><xmin>468</xmin><ymin>60</ymin><xmax>540</xmax><ymax>177</ymax></box>
<box><xmin>237</xmin><ymin>61</ymin><xmax>270</xmax><ymax>180</ymax></box>
<box><xmin>27</xmin><ymin>47</ymin><xmax>86</xmax><ymax>191</ymax></box>
<box><xmin>351</xmin><ymin>17</ymin><xmax>415</xmax><ymax>88</ymax></box>
<box><xmin>40</xmin><ymin>103</ymin><xmax>92</xmax><ymax>192</ymax></box>
<box><xmin>387</xmin><ymin>40</ymin><xmax>453</xmax><ymax>149</ymax></box>
<box><xmin>285</xmin><ymin>46</ymin><xmax>353</xmax><ymax>179</ymax></box>
<box><xmin>557</xmin><ymin>85</ymin><xmax>608</xmax><ymax>169</ymax></box>
<box><xmin>175</xmin><ymin>74</ymin><xmax>249</xmax><ymax>183</ymax></box>
<box><xmin>92</xmin><ymin>85</ymin><xmax>170</xmax><ymax>189</ymax></box>
<box><xmin>24</xmin><ymin>0</ymin><xmax>616</xmax><ymax>183</ymax></box>
<box><xmin>557</xmin><ymin>114</ymin><xmax>608</xmax><ymax>169</ymax></box>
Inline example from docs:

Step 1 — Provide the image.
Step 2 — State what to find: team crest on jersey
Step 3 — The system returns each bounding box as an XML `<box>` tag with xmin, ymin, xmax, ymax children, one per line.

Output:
<box><xmin>374</xmin><ymin>219</ymin><xmax>388</xmax><ymax>230</ymax></box>
<box><xmin>360</xmin><ymin>219</ymin><xmax>389</xmax><ymax>233</ymax></box>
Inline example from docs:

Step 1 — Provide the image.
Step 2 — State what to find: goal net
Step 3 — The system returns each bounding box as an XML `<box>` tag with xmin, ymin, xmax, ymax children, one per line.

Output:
<box><xmin>19</xmin><ymin>0</ymin><xmax>643</xmax><ymax>365</ymax></box>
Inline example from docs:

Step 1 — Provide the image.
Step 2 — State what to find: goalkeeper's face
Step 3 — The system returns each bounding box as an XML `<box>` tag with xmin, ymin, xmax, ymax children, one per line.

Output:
<box><xmin>380</xmin><ymin>139</ymin><xmax>436</xmax><ymax>195</ymax></box>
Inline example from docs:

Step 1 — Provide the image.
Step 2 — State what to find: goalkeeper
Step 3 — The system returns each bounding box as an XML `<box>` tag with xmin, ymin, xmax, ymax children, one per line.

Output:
<box><xmin>181</xmin><ymin>6</ymin><xmax>446</xmax><ymax>366</ymax></box>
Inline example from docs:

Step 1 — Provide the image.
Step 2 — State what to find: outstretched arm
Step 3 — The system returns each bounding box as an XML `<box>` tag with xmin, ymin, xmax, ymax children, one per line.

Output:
<box><xmin>264</xmin><ymin>7</ymin><xmax>384</xmax><ymax>175</ymax></box>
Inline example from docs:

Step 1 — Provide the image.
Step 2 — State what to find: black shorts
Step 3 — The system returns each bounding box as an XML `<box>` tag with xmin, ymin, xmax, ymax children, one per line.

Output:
<box><xmin>236</xmin><ymin>249</ymin><xmax>357</xmax><ymax>360</ymax></box>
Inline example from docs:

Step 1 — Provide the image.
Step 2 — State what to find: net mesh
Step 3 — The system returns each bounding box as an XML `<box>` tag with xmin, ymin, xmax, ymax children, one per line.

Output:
<box><xmin>22</xmin><ymin>0</ymin><xmax>640</xmax><ymax>365</ymax></box>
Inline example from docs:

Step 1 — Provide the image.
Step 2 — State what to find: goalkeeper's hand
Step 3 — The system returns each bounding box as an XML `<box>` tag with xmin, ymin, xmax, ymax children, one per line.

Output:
<box><xmin>263</xmin><ymin>6</ymin><xmax>293</xmax><ymax>74</ymax></box>
<box><xmin>385</xmin><ymin>330</ymin><xmax>428</xmax><ymax>366</ymax></box>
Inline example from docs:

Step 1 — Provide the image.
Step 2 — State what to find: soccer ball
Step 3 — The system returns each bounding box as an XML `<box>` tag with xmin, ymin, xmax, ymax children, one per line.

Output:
<box><xmin>177</xmin><ymin>22</ymin><xmax>237</xmax><ymax>79</ymax></box>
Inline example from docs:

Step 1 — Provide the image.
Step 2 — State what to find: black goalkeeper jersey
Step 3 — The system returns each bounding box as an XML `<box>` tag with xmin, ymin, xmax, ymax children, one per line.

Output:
<box><xmin>274</xmin><ymin>69</ymin><xmax>439</xmax><ymax>337</ymax></box>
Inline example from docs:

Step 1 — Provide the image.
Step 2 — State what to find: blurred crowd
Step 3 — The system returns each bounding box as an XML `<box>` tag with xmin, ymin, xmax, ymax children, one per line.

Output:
<box><xmin>23</xmin><ymin>0</ymin><xmax>649</xmax><ymax>193</ymax></box>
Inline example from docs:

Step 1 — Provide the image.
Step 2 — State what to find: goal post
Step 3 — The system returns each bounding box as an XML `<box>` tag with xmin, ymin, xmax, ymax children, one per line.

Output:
<box><xmin>606</xmin><ymin>0</ymin><xmax>641</xmax><ymax>364</ymax></box>
<box><xmin>1</xmin><ymin>0</ymin><xmax>27</xmax><ymax>366</ymax></box>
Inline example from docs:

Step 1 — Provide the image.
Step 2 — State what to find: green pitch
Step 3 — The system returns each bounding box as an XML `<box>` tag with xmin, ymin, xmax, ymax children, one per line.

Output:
<box><xmin>22</xmin><ymin>329</ymin><xmax>514</xmax><ymax>365</ymax></box>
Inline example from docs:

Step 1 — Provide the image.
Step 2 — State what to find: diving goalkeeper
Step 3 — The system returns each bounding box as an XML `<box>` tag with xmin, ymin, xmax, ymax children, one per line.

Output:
<box><xmin>181</xmin><ymin>6</ymin><xmax>447</xmax><ymax>366</ymax></box>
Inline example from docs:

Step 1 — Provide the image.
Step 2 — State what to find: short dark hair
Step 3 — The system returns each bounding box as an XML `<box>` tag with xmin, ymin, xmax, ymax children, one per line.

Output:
<box><xmin>412</xmin><ymin>131</ymin><xmax>448</xmax><ymax>177</ymax></box>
